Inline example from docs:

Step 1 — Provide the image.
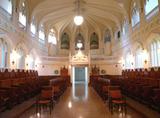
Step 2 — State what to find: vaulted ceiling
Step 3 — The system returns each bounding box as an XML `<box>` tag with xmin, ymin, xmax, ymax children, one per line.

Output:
<box><xmin>26</xmin><ymin>0</ymin><xmax>132</xmax><ymax>33</ymax></box>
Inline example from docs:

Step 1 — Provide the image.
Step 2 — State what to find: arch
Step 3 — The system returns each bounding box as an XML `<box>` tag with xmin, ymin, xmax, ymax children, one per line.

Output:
<box><xmin>15</xmin><ymin>43</ymin><xmax>27</xmax><ymax>69</ymax></box>
<box><xmin>0</xmin><ymin>38</ymin><xmax>9</xmax><ymax>68</ymax></box>
<box><xmin>104</xmin><ymin>29</ymin><xmax>111</xmax><ymax>43</ymax></box>
<box><xmin>25</xmin><ymin>49</ymin><xmax>38</xmax><ymax>70</ymax></box>
<box><xmin>149</xmin><ymin>37</ymin><xmax>160</xmax><ymax>67</ymax></box>
<box><xmin>16</xmin><ymin>47</ymin><xmax>25</xmax><ymax>69</ymax></box>
<box><xmin>124</xmin><ymin>49</ymin><xmax>134</xmax><ymax>69</ymax></box>
<box><xmin>134</xmin><ymin>44</ymin><xmax>144</xmax><ymax>68</ymax></box>
<box><xmin>61</xmin><ymin>32</ymin><xmax>70</xmax><ymax>49</ymax></box>
<box><xmin>30</xmin><ymin>22</ymin><xmax>36</xmax><ymax>35</ymax></box>
<box><xmin>75</xmin><ymin>33</ymin><xmax>84</xmax><ymax>50</ymax></box>
<box><xmin>90</xmin><ymin>32</ymin><xmax>99</xmax><ymax>49</ymax></box>
<box><xmin>38</xmin><ymin>24</ymin><xmax>45</xmax><ymax>43</ymax></box>
<box><xmin>16</xmin><ymin>42</ymin><xmax>28</xmax><ymax>54</ymax></box>
<box><xmin>48</xmin><ymin>29</ymin><xmax>57</xmax><ymax>45</ymax></box>
<box><xmin>132</xmin><ymin>41</ymin><xmax>143</xmax><ymax>53</ymax></box>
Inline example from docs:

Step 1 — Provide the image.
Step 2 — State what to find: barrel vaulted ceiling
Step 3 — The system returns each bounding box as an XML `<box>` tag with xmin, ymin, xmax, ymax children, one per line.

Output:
<box><xmin>26</xmin><ymin>0</ymin><xmax>132</xmax><ymax>34</ymax></box>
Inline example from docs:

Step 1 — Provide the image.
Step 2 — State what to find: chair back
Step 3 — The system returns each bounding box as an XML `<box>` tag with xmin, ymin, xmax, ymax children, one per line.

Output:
<box><xmin>41</xmin><ymin>89</ymin><xmax>53</xmax><ymax>100</ymax></box>
<box><xmin>108</xmin><ymin>85</ymin><xmax>120</xmax><ymax>91</ymax></box>
<box><xmin>109</xmin><ymin>90</ymin><xmax>122</xmax><ymax>99</ymax></box>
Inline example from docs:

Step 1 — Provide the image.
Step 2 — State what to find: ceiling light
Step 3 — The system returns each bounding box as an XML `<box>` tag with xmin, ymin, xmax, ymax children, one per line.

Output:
<box><xmin>50</xmin><ymin>29</ymin><xmax>54</xmax><ymax>32</ymax></box>
<box><xmin>74</xmin><ymin>15</ymin><xmax>84</xmax><ymax>26</ymax></box>
<box><xmin>74</xmin><ymin>0</ymin><xmax>84</xmax><ymax>26</ymax></box>
<box><xmin>77</xmin><ymin>42</ymin><xmax>83</xmax><ymax>48</ymax></box>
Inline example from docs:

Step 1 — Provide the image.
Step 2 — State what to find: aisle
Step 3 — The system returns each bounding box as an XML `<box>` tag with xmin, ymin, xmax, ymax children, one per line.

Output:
<box><xmin>20</xmin><ymin>84</ymin><xmax>145</xmax><ymax>118</ymax></box>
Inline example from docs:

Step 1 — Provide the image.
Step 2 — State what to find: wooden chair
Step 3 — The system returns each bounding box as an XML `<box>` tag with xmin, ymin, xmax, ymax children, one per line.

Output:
<box><xmin>36</xmin><ymin>89</ymin><xmax>53</xmax><ymax>115</ymax></box>
<box><xmin>109</xmin><ymin>89</ymin><xmax>127</xmax><ymax>114</ymax></box>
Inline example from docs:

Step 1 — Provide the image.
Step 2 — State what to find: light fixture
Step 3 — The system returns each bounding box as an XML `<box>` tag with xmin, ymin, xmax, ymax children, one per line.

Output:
<box><xmin>74</xmin><ymin>0</ymin><xmax>84</xmax><ymax>26</ymax></box>
<box><xmin>74</xmin><ymin>15</ymin><xmax>84</xmax><ymax>26</ymax></box>
<box><xmin>12</xmin><ymin>61</ymin><xmax>15</xmax><ymax>65</ymax></box>
<box><xmin>77</xmin><ymin>42</ymin><xmax>83</xmax><ymax>49</ymax></box>
<box><xmin>22</xmin><ymin>2</ymin><xmax>25</xmax><ymax>7</ymax></box>
<box><xmin>144</xmin><ymin>60</ymin><xmax>148</xmax><ymax>64</ymax></box>
<box><xmin>50</xmin><ymin>28</ymin><xmax>54</xmax><ymax>32</ymax></box>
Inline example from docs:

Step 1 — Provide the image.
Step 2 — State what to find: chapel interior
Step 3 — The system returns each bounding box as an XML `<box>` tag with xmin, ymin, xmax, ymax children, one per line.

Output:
<box><xmin>0</xmin><ymin>0</ymin><xmax>160</xmax><ymax>118</ymax></box>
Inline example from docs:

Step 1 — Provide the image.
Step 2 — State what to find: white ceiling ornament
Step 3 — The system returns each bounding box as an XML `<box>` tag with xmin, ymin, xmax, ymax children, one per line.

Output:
<box><xmin>71</xmin><ymin>50</ymin><xmax>89</xmax><ymax>65</ymax></box>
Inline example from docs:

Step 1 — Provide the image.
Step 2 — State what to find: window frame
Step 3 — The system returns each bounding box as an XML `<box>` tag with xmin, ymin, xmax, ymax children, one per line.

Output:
<box><xmin>131</xmin><ymin>2</ymin><xmax>140</xmax><ymax>28</ymax></box>
<box><xmin>150</xmin><ymin>39</ymin><xmax>160</xmax><ymax>67</ymax></box>
<box><xmin>18</xmin><ymin>0</ymin><xmax>27</xmax><ymax>27</ymax></box>
<box><xmin>145</xmin><ymin>0</ymin><xmax>159</xmax><ymax>20</ymax></box>
<box><xmin>48</xmin><ymin>32</ymin><xmax>57</xmax><ymax>45</ymax></box>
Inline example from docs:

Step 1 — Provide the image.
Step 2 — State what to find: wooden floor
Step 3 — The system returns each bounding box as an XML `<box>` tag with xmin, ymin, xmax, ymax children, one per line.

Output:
<box><xmin>17</xmin><ymin>84</ymin><xmax>149</xmax><ymax>118</ymax></box>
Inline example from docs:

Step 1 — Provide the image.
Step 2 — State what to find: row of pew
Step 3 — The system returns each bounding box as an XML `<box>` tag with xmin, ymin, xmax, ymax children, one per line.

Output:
<box><xmin>90</xmin><ymin>68</ymin><xmax>160</xmax><ymax>111</ymax></box>
<box><xmin>122</xmin><ymin>67</ymin><xmax>160</xmax><ymax>79</ymax></box>
<box><xmin>0</xmin><ymin>69</ymin><xmax>49</xmax><ymax>112</ymax></box>
<box><xmin>36</xmin><ymin>77</ymin><xmax>69</xmax><ymax>114</ymax></box>
<box><xmin>110</xmin><ymin>71</ymin><xmax>160</xmax><ymax>111</ymax></box>
<box><xmin>0</xmin><ymin>69</ymin><xmax>70</xmax><ymax>113</ymax></box>
<box><xmin>49</xmin><ymin>77</ymin><xmax>68</xmax><ymax>99</ymax></box>
<box><xmin>90</xmin><ymin>75</ymin><xmax>110</xmax><ymax>100</ymax></box>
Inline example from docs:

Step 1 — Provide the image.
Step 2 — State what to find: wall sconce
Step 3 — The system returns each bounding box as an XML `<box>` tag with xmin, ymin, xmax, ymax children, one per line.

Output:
<box><xmin>144</xmin><ymin>60</ymin><xmax>148</xmax><ymax>64</ymax></box>
<box><xmin>131</xmin><ymin>62</ymin><xmax>134</xmax><ymax>65</ymax></box>
<box><xmin>12</xmin><ymin>61</ymin><xmax>15</xmax><ymax>65</ymax></box>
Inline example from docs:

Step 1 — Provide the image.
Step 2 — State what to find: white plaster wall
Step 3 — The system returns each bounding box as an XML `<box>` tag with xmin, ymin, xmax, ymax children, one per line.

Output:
<box><xmin>37</xmin><ymin>64</ymin><xmax>61</xmax><ymax>76</ymax></box>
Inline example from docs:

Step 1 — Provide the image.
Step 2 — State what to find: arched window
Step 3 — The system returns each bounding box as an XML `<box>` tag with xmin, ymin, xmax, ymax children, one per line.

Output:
<box><xmin>150</xmin><ymin>39</ymin><xmax>160</xmax><ymax>67</ymax></box>
<box><xmin>30</xmin><ymin>22</ymin><xmax>36</xmax><ymax>35</ymax></box>
<box><xmin>104</xmin><ymin>29</ymin><xmax>111</xmax><ymax>43</ymax></box>
<box><xmin>131</xmin><ymin>2</ymin><xmax>140</xmax><ymax>27</ymax></box>
<box><xmin>145</xmin><ymin>0</ymin><xmax>158</xmax><ymax>16</ymax></box>
<box><xmin>17</xmin><ymin>48</ymin><xmax>25</xmax><ymax>69</ymax></box>
<box><xmin>61</xmin><ymin>32</ymin><xmax>70</xmax><ymax>49</ymax></box>
<box><xmin>25</xmin><ymin>55</ymin><xmax>34</xmax><ymax>69</ymax></box>
<box><xmin>0</xmin><ymin>38</ymin><xmax>8</xmax><ymax>68</ymax></box>
<box><xmin>0</xmin><ymin>0</ymin><xmax>12</xmax><ymax>14</ymax></box>
<box><xmin>19</xmin><ymin>0</ymin><xmax>27</xmax><ymax>27</ymax></box>
<box><xmin>29</xmin><ymin>55</ymin><xmax>34</xmax><ymax>69</ymax></box>
<box><xmin>125</xmin><ymin>52</ymin><xmax>134</xmax><ymax>69</ymax></box>
<box><xmin>135</xmin><ymin>47</ymin><xmax>144</xmax><ymax>68</ymax></box>
<box><xmin>48</xmin><ymin>29</ymin><xmax>57</xmax><ymax>45</ymax></box>
<box><xmin>90</xmin><ymin>32</ymin><xmax>99</xmax><ymax>49</ymax></box>
<box><xmin>39</xmin><ymin>25</ymin><xmax>45</xmax><ymax>44</ymax></box>
<box><xmin>75</xmin><ymin>33</ymin><xmax>84</xmax><ymax>50</ymax></box>
<box><xmin>122</xmin><ymin>20</ymin><xmax>129</xmax><ymax>35</ymax></box>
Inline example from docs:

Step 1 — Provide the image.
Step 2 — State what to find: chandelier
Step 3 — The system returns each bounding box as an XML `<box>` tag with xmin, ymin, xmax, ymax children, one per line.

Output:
<box><xmin>74</xmin><ymin>0</ymin><xmax>84</xmax><ymax>26</ymax></box>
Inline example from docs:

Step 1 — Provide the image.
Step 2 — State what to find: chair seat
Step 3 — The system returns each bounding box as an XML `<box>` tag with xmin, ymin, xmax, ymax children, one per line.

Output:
<box><xmin>112</xmin><ymin>100</ymin><xmax>125</xmax><ymax>104</ymax></box>
<box><xmin>38</xmin><ymin>100</ymin><xmax>50</xmax><ymax>104</ymax></box>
